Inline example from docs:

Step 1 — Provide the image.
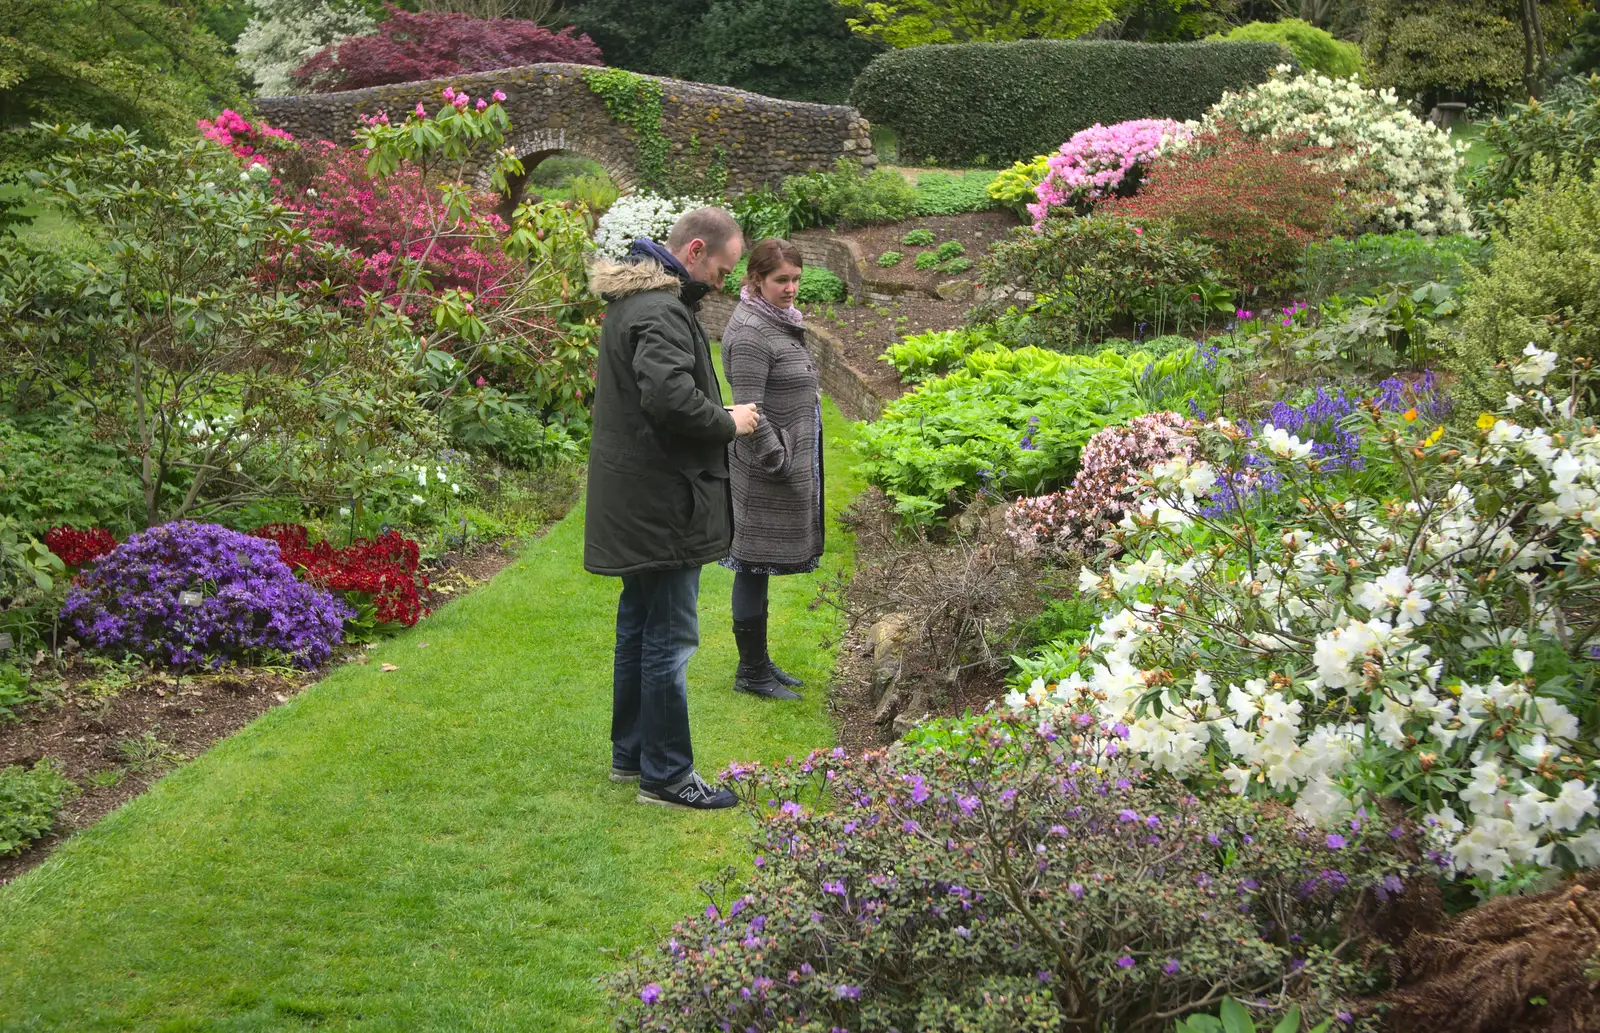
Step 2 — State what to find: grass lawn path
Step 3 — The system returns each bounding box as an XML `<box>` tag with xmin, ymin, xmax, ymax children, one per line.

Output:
<box><xmin>0</xmin><ymin>395</ymin><xmax>864</xmax><ymax>1033</ymax></box>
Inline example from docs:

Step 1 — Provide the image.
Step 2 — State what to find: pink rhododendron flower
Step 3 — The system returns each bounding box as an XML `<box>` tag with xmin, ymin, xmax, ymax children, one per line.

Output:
<box><xmin>491</xmin><ymin>90</ymin><xmax>506</xmax><ymax>103</ymax></box>
<box><xmin>1029</xmin><ymin>118</ymin><xmax>1192</xmax><ymax>228</ymax></box>
<box><xmin>415</xmin><ymin>102</ymin><xmax>427</xmax><ymax>118</ymax></box>
<box><xmin>476</xmin><ymin>98</ymin><xmax>488</xmax><ymax>111</ymax></box>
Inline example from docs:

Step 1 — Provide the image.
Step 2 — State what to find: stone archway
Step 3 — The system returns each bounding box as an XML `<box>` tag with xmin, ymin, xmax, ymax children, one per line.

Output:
<box><xmin>254</xmin><ymin>62</ymin><xmax>875</xmax><ymax>196</ymax></box>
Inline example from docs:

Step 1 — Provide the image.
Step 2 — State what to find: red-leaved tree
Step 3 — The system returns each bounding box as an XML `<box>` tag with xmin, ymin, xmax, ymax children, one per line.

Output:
<box><xmin>292</xmin><ymin>5</ymin><xmax>603</xmax><ymax>93</ymax></box>
<box><xmin>1107</xmin><ymin>125</ymin><xmax>1375</xmax><ymax>292</ymax></box>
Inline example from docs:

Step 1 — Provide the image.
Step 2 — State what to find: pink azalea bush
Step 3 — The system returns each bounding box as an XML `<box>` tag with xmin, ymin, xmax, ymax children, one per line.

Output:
<box><xmin>1005</xmin><ymin>412</ymin><xmax>1198</xmax><ymax>555</ymax></box>
<box><xmin>200</xmin><ymin>103</ymin><xmax>518</xmax><ymax>314</ymax></box>
<box><xmin>1029</xmin><ymin>119</ymin><xmax>1194</xmax><ymax>227</ymax></box>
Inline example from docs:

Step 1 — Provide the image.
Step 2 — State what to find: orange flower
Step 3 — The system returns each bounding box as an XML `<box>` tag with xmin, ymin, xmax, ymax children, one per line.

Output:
<box><xmin>1403</xmin><ymin>408</ymin><xmax>1418</xmax><ymax>422</ymax></box>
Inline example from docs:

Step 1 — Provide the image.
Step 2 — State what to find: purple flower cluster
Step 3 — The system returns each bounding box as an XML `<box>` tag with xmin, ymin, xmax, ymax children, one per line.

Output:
<box><xmin>60</xmin><ymin>521</ymin><xmax>351</xmax><ymax>669</ymax></box>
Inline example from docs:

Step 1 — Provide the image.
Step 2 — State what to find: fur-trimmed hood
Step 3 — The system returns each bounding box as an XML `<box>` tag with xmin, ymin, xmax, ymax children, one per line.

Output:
<box><xmin>587</xmin><ymin>256</ymin><xmax>682</xmax><ymax>301</ymax></box>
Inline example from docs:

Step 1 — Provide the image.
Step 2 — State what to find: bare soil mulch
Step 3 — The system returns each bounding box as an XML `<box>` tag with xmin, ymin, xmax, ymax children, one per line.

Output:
<box><xmin>833</xmin><ymin>209</ymin><xmax>1021</xmax><ymax>295</ymax></box>
<box><xmin>0</xmin><ymin>538</ymin><xmax>523</xmax><ymax>884</ymax></box>
<box><xmin>802</xmin><ymin>294</ymin><xmax>972</xmax><ymax>404</ymax></box>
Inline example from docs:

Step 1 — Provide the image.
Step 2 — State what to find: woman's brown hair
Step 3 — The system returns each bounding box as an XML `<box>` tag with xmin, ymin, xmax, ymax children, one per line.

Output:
<box><xmin>743</xmin><ymin>237</ymin><xmax>804</xmax><ymax>287</ymax></box>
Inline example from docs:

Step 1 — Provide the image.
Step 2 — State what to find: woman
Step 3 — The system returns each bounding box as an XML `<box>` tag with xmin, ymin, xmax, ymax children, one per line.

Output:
<box><xmin>722</xmin><ymin>238</ymin><xmax>824</xmax><ymax>701</ymax></box>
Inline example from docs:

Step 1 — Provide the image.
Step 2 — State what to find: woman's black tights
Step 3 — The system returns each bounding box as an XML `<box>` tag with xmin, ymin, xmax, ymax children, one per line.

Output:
<box><xmin>731</xmin><ymin>571</ymin><xmax>769</xmax><ymax>623</ymax></box>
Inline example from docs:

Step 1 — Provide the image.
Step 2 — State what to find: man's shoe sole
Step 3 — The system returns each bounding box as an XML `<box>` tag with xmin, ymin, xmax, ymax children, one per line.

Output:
<box><xmin>635</xmin><ymin>791</ymin><xmax>734</xmax><ymax>812</ymax></box>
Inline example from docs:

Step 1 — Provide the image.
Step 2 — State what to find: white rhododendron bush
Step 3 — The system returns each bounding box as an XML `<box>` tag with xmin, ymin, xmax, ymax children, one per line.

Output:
<box><xmin>1012</xmin><ymin>345</ymin><xmax>1600</xmax><ymax>887</ymax></box>
<box><xmin>1185</xmin><ymin>65</ymin><xmax>1471</xmax><ymax>237</ymax></box>
<box><xmin>592</xmin><ymin>192</ymin><xmax>712</xmax><ymax>258</ymax></box>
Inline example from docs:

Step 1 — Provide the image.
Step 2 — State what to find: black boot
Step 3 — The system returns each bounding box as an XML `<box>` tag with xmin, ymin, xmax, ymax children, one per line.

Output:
<box><xmin>733</xmin><ymin>616</ymin><xmax>801</xmax><ymax>700</ymax></box>
<box><xmin>761</xmin><ymin>606</ymin><xmax>805</xmax><ymax>687</ymax></box>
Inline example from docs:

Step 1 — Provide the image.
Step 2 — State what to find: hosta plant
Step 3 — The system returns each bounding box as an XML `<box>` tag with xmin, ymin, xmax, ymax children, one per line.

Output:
<box><xmin>1015</xmin><ymin>346</ymin><xmax>1600</xmax><ymax>889</ymax></box>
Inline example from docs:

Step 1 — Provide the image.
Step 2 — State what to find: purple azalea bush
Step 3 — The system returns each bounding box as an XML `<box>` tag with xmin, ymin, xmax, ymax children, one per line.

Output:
<box><xmin>610</xmin><ymin>716</ymin><xmax>1414</xmax><ymax>1032</ymax></box>
<box><xmin>61</xmin><ymin>521</ymin><xmax>351</xmax><ymax>668</ymax></box>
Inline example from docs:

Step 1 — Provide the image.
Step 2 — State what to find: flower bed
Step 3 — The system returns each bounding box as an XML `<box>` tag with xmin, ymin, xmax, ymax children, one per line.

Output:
<box><xmin>251</xmin><ymin>523</ymin><xmax>429</xmax><ymax>629</ymax></box>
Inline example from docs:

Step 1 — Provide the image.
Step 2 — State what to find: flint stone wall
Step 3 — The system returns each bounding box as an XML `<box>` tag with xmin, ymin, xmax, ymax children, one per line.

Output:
<box><xmin>255</xmin><ymin>63</ymin><xmax>876</xmax><ymax>197</ymax></box>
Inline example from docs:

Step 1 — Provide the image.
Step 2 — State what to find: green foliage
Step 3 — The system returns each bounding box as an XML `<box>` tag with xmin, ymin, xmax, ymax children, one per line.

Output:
<box><xmin>779</xmin><ymin>158</ymin><xmax>919</xmax><ymax>228</ymax></box>
<box><xmin>1097</xmin><ymin>333</ymin><xmax>1197</xmax><ymax>359</ymax></box>
<box><xmin>834</xmin><ymin>0</ymin><xmax>1117</xmax><ymax>47</ymax></box>
<box><xmin>730</xmin><ymin>187</ymin><xmax>803</xmax><ymax>241</ymax></box>
<box><xmin>988</xmin><ymin>154</ymin><xmax>1052</xmax><ymax>216</ymax></box>
<box><xmin>580</xmin><ymin>68</ymin><xmax>669</xmax><ymax>191</ymax></box>
<box><xmin>878</xmin><ymin>326</ymin><xmax>1001</xmax><ymax>381</ymax></box>
<box><xmin>854</xmin><ymin>346</ymin><xmax>1184</xmax><ymax>523</ymax></box>
<box><xmin>528</xmin><ymin>155</ymin><xmax>603</xmax><ymax>188</ymax></box>
<box><xmin>1573</xmin><ymin>10</ymin><xmax>1600</xmax><ymax>76</ymax></box>
<box><xmin>876</xmin><ymin>250</ymin><xmax>904</xmax><ymax>267</ymax></box>
<box><xmin>1217</xmin><ymin>19</ymin><xmax>1362</xmax><ymax>77</ymax></box>
<box><xmin>940</xmin><ymin>256</ymin><xmax>973</xmax><ymax>274</ymax></box>
<box><xmin>1297</xmin><ymin>231</ymin><xmax>1483</xmax><ymax>305</ymax></box>
<box><xmin>0</xmin><ymin>0</ymin><xmax>243</xmax><ymax>165</ymax></box>
<box><xmin>722</xmin><ymin>260</ymin><xmax>847</xmax><ymax>303</ymax></box>
<box><xmin>850</xmin><ymin>40</ymin><xmax>1288</xmax><ymax>165</ymax></box>
<box><xmin>975</xmin><ymin>215</ymin><xmax>1228</xmax><ymax>349</ymax></box>
<box><xmin>0</xmin><ymin>411</ymin><xmax>139</xmax><ymax>534</ymax></box>
<box><xmin>913</xmin><ymin>250</ymin><xmax>941</xmax><ymax>270</ymax></box>
<box><xmin>911</xmin><ymin>171</ymin><xmax>1001</xmax><ymax>215</ymax></box>
<box><xmin>1468</xmin><ymin>75</ymin><xmax>1600</xmax><ymax>227</ymax></box>
<box><xmin>934</xmin><ymin>240</ymin><xmax>966</xmax><ymax>261</ymax></box>
<box><xmin>0</xmin><ymin>662</ymin><xmax>36</xmax><ymax>723</ymax></box>
<box><xmin>1450</xmin><ymin>162</ymin><xmax>1600</xmax><ymax>409</ymax></box>
<box><xmin>1173</xmin><ymin>998</ymin><xmax>1332</xmax><ymax>1033</ymax></box>
<box><xmin>0</xmin><ymin>758</ymin><xmax>74</xmax><ymax>856</ymax></box>
<box><xmin>563</xmin><ymin>0</ymin><xmax>876</xmax><ymax>104</ymax></box>
<box><xmin>1362</xmin><ymin>0</ymin><xmax>1524</xmax><ymax>103</ymax></box>
<box><xmin>900</xmin><ymin>228</ymin><xmax>936</xmax><ymax>246</ymax></box>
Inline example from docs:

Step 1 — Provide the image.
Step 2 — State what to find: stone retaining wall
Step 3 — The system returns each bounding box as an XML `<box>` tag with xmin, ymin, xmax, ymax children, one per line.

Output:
<box><xmin>255</xmin><ymin>64</ymin><xmax>875</xmax><ymax>197</ymax></box>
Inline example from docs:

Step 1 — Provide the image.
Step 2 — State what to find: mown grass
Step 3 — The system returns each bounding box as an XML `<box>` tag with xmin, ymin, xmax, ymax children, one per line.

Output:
<box><xmin>0</xmin><ymin>391</ymin><xmax>863</xmax><ymax>1032</ymax></box>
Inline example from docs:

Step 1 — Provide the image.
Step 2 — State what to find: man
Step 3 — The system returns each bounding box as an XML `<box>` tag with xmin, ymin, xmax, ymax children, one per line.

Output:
<box><xmin>584</xmin><ymin>207</ymin><xmax>757</xmax><ymax>811</ymax></box>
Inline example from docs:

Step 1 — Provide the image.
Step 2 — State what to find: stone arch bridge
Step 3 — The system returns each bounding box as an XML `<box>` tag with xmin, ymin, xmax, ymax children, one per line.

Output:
<box><xmin>255</xmin><ymin>63</ymin><xmax>876</xmax><ymax>199</ymax></box>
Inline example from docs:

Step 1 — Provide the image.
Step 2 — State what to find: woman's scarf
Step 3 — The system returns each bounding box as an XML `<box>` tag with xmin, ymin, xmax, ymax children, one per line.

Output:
<box><xmin>740</xmin><ymin>283</ymin><xmax>804</xmax><ymax>327</ymax></box>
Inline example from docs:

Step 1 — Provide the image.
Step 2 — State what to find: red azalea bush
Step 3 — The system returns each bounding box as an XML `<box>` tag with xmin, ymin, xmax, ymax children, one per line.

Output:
<box><xmin>1108</xmin><ymin>126</ymin><xmax>1362</xmax><ymax>291</ymax></box>
<box><xmin>284</xmin><ymin>139</ymin><xmax>518</xmax><ymax>313</ymax></box>
<box><xmin>251</xmin><ymin>523</ymin><xmax>429</xmax><ymax>627</ymax></box>
<box><xmin>43</xmin><ymin>526</ymin><xmax>118</xmax><ymax>568</ymax></box>
<box><xmin>1005</xmin><ymin>411</ymin><xmax>1198</xmax><ymax>556</ymax></box>
<box><xmin>293</xmin><ymin>5</ymin><xmax>603</xmax><ymax>93</ymax></box>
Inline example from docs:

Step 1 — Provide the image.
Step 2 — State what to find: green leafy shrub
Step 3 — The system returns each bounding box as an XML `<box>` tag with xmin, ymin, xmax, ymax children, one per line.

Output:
<box><xmin>610</xmin><ymin>718</ymin><xmax>1409</xmax><ymax>1030</ymax></box>
<box><xmin>1218</xmin><ymin>19</ymin><xmax>1362</xmax><ymax>77</ymax></box>
<box><xmin>1362</xmin><ymin>0</ymin><xmax>1524</xmax><ymax>104</ymax></box>
<box><xmin>1176</xmin><ymin>998</ymin><xmax>1332</xmax><ymax>1033</ymax></box>
<box><xmin>901</xmin><ymin>228</ymin><xmax>936</xmax><ymax>246</ymax></box>
<box><xmin>939</xmin><ymin>256</ymin><xmax>973</xmax><ymax>274</ymax></box>
<box><xmin>853</xmin><ymin>347</ymin><xmax>1178</xmax><ymax>522</ymax></box>
<box><xmin>1468</xmin><ymin>75</ymin><xmax>1600</xmax><ymax>227</ymax></box>
<box><xmin>988</xmin><ymin>153</ymin><xmax>1052</xmax><ymax>216</ymax></box>
<box><xmin>528</xmin><ymin>154</ymin><xmax>604</xmax><ymax>187</ymax></box>
<box><xmin>851</xmin><ymin>40</ymin><xmax>1289</xmax><ymax>165</ymax></box>
<box><xmin>723</xmin><ymin>259</ymin><xmax>847</xmax><ymax>303</ymax></box>
<box><xmin>779</xmin><ymin>158</ymin><xmax>919</xmax><ymax>228</ymax></box>
<box><xmin>0</xmin><ymin>759</ymin><xmax>74</xmax><ymax>856</ymax></box>
<box><xmin>976</xmin><ymin>215</ymin><xmax>1225</xmax><ymax>348</ymax></box>
<box><xmin>875</xmin><ymin>250</ymin><xmax>903</xmax><ymax>267</ymax></box>
<box><xmin>1097</xmin><ymin>333</ymin><xmax>1196</xmax><ymax>359</ymax></box>
<box><xmin>878</xmin><ymin>327</ymin><xmax>1000</xmax><ymax>381</ymax></box>
<box><xmin>730</xmin><ymin>186</ymin><xmax>803</xmax><ymax>241</ymax></box>
<box><xmin>913</xmin><ymin>250</ymin><xmax>941</xmax><ymax>270</ymax></box>
<box><xmin>912</xmin><ymin>171</ymin><xmax>1000</xmax><ymax>216</ymax></box>
<box><xmin>933</xmin><ymin>240</ymin><xmax>966</xmax><ymax>261</ymax></box>
<box><xmin>1297</xmin><ymin>230</ymin><xmax>1483</xmax><ymax>304</ymax></box>
<box><xmin>0</xmin><ymin>411</ymin><xmax>138</xmax><ymax>534</ymax></box>
<box><xmin>1450</xmin><ymin>163</ymin><xmax>1600</xmax><ymax>408</ymax></box>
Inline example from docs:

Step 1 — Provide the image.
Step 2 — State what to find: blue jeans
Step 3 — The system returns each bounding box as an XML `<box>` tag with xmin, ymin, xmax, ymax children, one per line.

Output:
<box><xmin>611</xmin><ymin>566</ymin><xmax>701</xmax><ymax>788</ymax></box>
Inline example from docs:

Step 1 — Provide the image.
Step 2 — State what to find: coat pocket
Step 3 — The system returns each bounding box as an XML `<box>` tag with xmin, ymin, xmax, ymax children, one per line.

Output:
<box><xmin>682</xmin><ymin>466</ymin><xmax>731</xmax><ymax>526</ymax></box>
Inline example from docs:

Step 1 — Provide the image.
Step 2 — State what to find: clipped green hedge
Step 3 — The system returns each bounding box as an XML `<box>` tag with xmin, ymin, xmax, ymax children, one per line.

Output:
<box><xmin>851</xmin><ymin>40</ymin><xmax>1291</xmax><ymax>165</ymax></box>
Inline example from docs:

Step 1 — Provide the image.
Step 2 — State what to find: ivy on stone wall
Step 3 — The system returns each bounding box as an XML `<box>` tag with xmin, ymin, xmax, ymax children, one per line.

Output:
<box><xmin>581</xmin><ymin>67</ymin><xmax>669</xmax><ymax>190</ymax></box>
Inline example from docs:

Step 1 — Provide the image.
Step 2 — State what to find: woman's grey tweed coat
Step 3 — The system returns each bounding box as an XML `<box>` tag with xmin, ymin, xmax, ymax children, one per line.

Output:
<box><xmin>723</xmin><ymin>299</ymin><xmax>825</xmax><ymax>570</ymax></box>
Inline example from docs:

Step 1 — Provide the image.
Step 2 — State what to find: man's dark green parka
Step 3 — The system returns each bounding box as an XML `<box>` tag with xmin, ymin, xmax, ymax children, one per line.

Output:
<box><xmin>583</xmin><ymin>255</ymin><xmax>737</xmax><ymax>576</ymax></box>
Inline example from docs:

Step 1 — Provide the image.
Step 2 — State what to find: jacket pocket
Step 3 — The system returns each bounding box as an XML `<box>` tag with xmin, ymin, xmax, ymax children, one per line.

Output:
<box><xmin>682</xmin><ymin>466</ymin><xmax>730</xmax><ymax>525</ymax></box>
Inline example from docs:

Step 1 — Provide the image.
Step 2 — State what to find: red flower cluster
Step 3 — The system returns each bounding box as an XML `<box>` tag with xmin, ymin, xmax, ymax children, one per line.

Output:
<box><xmin>251</xmin><ymin>524</ymin><xmax>429</xmax><ymax>627</ymax></box>
<box><xmin>44</xmin><ymin>526</ymin><xmax>118</xmax><ymax>568</ymax></box>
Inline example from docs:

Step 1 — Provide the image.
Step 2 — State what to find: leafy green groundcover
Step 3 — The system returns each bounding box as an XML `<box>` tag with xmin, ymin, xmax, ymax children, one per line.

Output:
<box><xmin>0</xmin><ymin>392</ymin><xmax>863</xmax><ymax>1032</ymax></box>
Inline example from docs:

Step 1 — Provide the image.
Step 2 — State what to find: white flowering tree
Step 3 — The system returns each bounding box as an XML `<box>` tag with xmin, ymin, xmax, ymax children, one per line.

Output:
<box><xmin>591</xmin><ymin>192</ymin><xmax>714</xmax><ymax>258</ymax></box>
<box><xmin>1184</xmin><ymin>65</ymin><xmax>1472</xmax><ymax>237</ymax></box>
<box><xmin>1012</xmin><ymin>344</ymin><xmax>1600</xmax><ymax>889</ymax></box>
<box><xmin>236</xmin><ymin>0</ymin><xmax>375</xmax><ymax>96</ymax></box>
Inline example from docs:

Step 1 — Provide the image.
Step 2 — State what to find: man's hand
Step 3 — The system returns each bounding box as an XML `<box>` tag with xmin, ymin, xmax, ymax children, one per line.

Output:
<box><xmin>730</xmin><ymin>403</ymin><xmax>760</xmax><ymax>437</ymax></box>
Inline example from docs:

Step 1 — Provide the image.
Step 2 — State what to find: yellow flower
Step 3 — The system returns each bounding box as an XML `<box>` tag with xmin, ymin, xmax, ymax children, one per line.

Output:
<box><xmin>1424</xmin><ymin>425</ymin><xmax>1444</xmax><ymax>447</ymax></box>
<box><xmin>1477</xmin><ymin>412</ymin><xmax>1496</xmax><ymax>430</ymax></box>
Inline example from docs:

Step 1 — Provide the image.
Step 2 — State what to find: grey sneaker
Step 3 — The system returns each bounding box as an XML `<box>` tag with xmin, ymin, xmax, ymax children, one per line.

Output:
<box><xmin>609</xmin><ymin>765</ymin><xmax>641</xmax><ymax>784</ymax></box>
<box><xmin>637</xmin><ymin>770</ymin><xmax>736</xmax><ymax>811</ymax></box>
